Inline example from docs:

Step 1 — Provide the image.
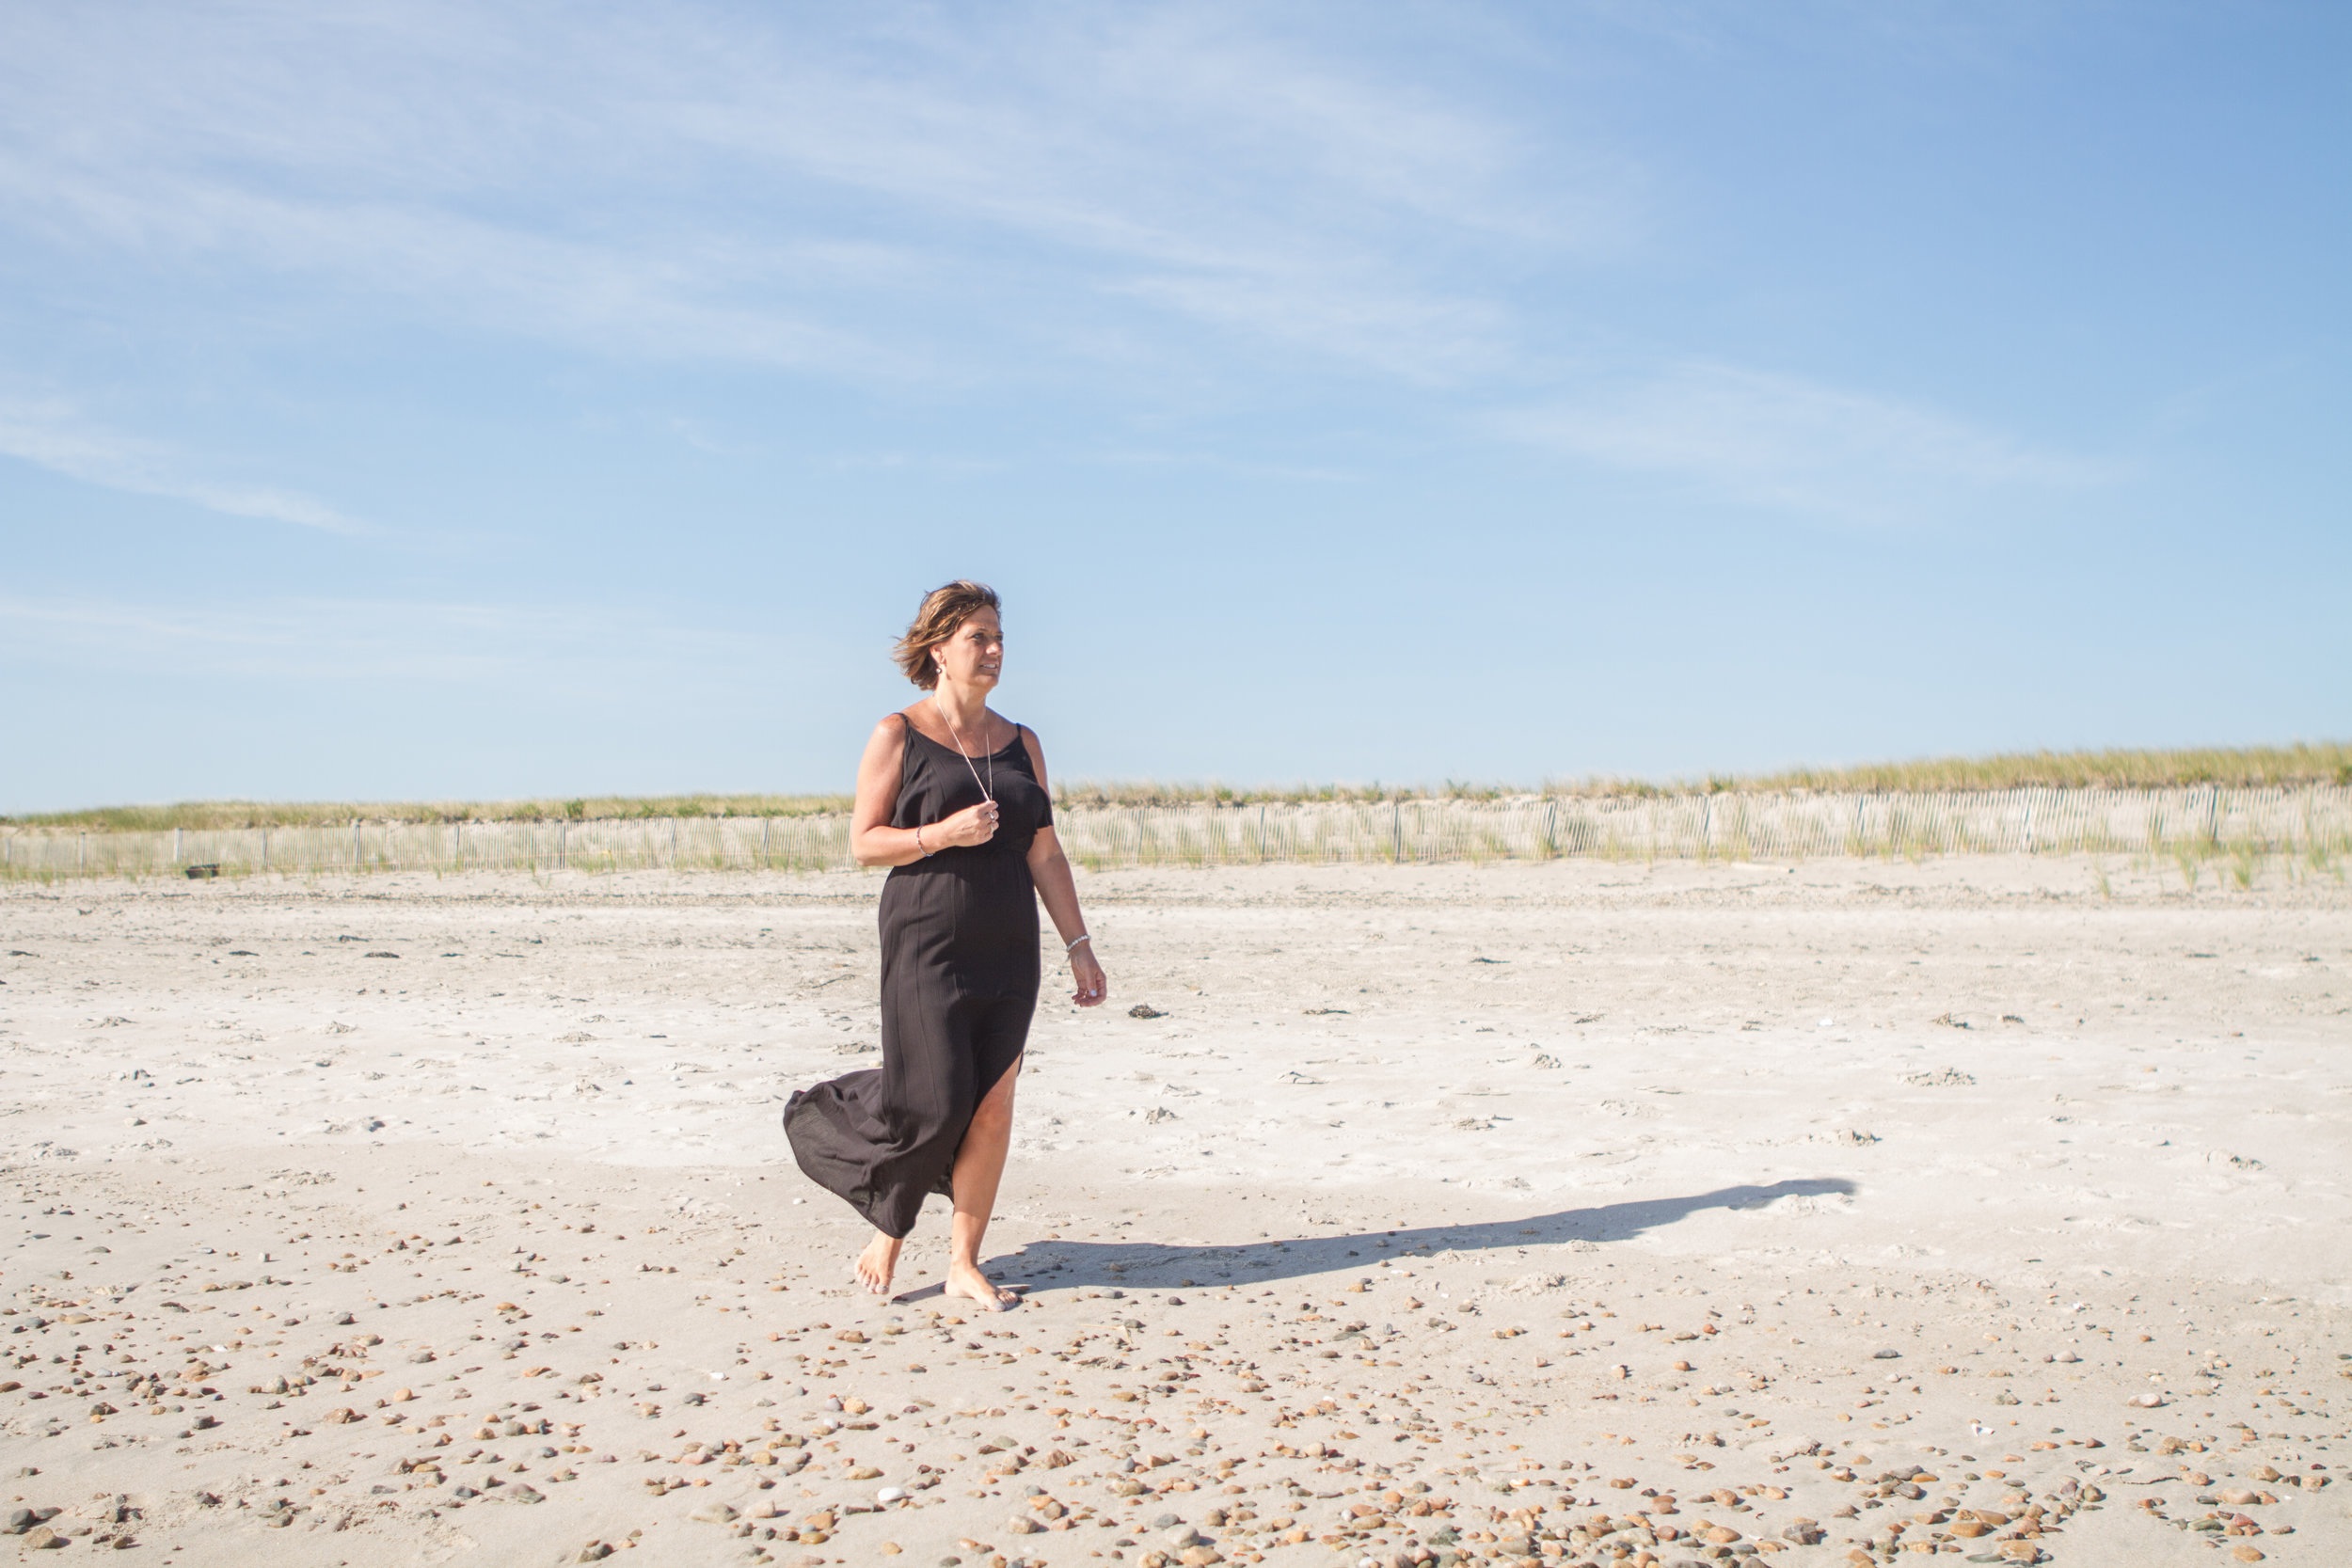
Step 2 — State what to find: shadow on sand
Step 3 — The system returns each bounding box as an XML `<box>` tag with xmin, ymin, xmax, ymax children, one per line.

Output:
<box><xmin>889</xmin><ymin>1178</ymin><xmax>1856</xmax><ymax>1305</ymax></box>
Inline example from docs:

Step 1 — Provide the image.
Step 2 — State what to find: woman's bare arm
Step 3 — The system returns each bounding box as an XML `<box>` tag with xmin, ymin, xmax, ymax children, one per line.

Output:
<box><xmin>1020</xmin><ymin>728</ymin><xmax>1107</xmax><ymax>1006</ymax></box>
<box><xmin>1026</xmin><ymin>825</ymin><xmax>1087</xmax><ymax>943</ymax></box>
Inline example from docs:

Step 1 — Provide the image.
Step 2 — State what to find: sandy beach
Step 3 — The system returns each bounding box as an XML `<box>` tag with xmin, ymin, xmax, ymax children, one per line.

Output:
<box><xmin>0</xmin><ymin>856</ymin><xmax>2344</xmax><ymax>1567</ymax></box>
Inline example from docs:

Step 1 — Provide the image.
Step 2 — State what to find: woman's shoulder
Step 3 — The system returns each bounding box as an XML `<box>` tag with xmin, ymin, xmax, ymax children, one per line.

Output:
<box><xmin>970</xmin><ymin>708</ymin><xmax>1031</xmax><ymax>753</ymax></box>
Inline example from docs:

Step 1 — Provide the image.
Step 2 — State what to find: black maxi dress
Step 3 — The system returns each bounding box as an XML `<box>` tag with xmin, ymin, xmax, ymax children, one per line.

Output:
<box><xmin>783</xmin><ymin>715</ymin><xmax>1051</xmax><ymax>1238</ymax></box>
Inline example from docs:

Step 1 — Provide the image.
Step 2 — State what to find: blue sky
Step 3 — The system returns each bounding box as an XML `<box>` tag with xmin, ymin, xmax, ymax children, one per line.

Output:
<box><xmin>2</xmin><ymin>1</ymin><xmax>2345</xmax><ymax>810</ymax></box>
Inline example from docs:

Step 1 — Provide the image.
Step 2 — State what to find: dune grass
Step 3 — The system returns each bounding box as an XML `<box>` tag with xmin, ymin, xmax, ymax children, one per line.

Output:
<box><xmin>1059</xmin><ymin>741</ymin><xmax>2352</xmax><ymax>806</ymax></box>
<box><xmin>1731</xmin><ymin>741</ymin><xmax>2352</xmax><ymax>795</ymax></box>
<box><xmin>6</xmin><ymin>742</ymin><xmax>2344</xmax><ymax>831</ymax></box>
<box><xmin>1</xmin><ymin>792</ymin><xmax>850</xmax><ymax>832</ymax></box>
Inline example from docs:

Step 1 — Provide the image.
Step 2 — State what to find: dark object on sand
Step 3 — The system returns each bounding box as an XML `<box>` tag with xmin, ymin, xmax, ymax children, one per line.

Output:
<box><xmin>1128</xmin><ymin>1004</ymin><xmax>1165</xmax><ymax>1020</ymax></box>
<box><xmin>183</xmin><ymin>864</ymin><xmax>220</xmax><ymax>879</ymax></box>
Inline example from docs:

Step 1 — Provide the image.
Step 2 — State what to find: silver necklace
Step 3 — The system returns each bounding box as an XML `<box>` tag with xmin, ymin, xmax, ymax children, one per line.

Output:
<box><xmin>935</xmin><ymin>697</ymin><xmax>995</xmax><ymax>803</ymax></box>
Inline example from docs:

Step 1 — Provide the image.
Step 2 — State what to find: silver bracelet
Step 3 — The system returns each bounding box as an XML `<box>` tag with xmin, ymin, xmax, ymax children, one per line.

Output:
<box><xmin>1065</xmin><ymin>933</ymin><xmax>1090</xmax><ymax>952</ymax></box>
<box><xmin>914</xmin><ymin>825</ymin><xmax>933</xmax><ymax>858</ymax></box>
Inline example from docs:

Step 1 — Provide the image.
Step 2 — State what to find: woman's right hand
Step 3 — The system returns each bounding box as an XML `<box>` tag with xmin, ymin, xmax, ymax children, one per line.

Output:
<box><xmin>930</xmin><ymin>800</ymin><xmax>1000</xmax><ymax>849</ymax></box>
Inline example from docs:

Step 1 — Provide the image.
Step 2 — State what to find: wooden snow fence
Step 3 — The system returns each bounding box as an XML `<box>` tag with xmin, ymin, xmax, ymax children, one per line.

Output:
<box><xmin>5</xmin><ymin>784</ymin><xmax>2347</xmax><ymax>879</ymax></box>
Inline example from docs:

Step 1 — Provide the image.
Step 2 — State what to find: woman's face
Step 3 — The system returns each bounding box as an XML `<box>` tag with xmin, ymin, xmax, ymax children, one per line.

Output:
<box><xmin>935</xmin><ymin>609</ymin><xmax>1003</xmax><ymax>689</ymax></box>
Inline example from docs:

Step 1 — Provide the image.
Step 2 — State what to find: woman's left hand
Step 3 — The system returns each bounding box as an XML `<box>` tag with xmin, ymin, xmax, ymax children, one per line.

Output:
<box><xmin>1071</xmin><ymin>945</ymin><xmax>1108</xmax><ymax>1007</ymax></box>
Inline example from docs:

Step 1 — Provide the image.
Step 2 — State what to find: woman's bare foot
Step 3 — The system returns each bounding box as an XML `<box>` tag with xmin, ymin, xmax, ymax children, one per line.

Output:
<box><xmin>856</xmin><ymin>1232</ymin><xmax>902</xmax><ymax>1295</ymax></box>
<box><xmin>943</xmin><ymin>1260</ymin><xmax>1017</xmax><ymax>1311</ymax></box>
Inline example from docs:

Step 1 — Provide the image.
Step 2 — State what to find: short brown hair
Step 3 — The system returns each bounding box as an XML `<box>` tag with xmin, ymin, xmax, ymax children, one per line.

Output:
<box><xmin>893</xmin><ymin>579</ymin><xmax>1001</xmax><ymax>689</ymax></box>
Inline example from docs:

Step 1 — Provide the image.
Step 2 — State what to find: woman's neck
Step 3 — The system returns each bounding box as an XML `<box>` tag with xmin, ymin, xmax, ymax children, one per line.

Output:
<box><xmin>931</xmin><ymin>683</ymin><xmax>992</xmax><ymax>736</ymax></box>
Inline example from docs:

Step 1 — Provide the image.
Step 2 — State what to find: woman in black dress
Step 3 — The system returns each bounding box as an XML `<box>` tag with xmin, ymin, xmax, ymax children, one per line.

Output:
<box><xmin>784</xmin><ymin>580</ymin><xmax>1108</xmax><ymax>1309</ymax></box>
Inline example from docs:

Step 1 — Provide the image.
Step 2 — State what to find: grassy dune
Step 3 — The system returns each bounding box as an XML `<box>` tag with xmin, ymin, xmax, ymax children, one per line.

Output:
<box><xmin>1736</xmin><ymin>740</ymin><xmax>2352</xmax><ymax>794</ymax></box>
<box><xmin>1048</xmin><ymin>741</ymin><xmax>2352</xmax><ymax>806</ymax></box>
<box><xmin>7</xmin><ymin>741</ymin><xmax>2344</xmax><ymax>831</ymax></box>
<box><xmin>3</xmin><ymin>792</ymin><xmax>850</xmax><ymax>832</ymax></box>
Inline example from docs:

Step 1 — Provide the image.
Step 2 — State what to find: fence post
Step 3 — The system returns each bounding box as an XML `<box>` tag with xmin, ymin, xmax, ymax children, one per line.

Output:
<box><xmin>261</xmin><ymin>827</ymin><xmax>268</xmax><ymax>870</ymax></box>
<box><xmin>558</xmin><ymin>820</ymin><xmax>567</xmax><ymax>870</ymax></box>
<box><xmin>79</xmin><ymin>832</ymin><xmax>87</xmax><ymax>874</ymax></box>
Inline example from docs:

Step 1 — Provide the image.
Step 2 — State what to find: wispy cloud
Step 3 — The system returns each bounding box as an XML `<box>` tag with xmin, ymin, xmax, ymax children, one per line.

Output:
<box><xmin>1497</xmin><ymin>362</ymin><xmax>2117</xmax><ymax>526</ymax></box>
<box><xmin>0</xmin><ymin>398</ymin><xmax>369</xmax><ymax>533</ymax></box>
<box><xmin>0</xmin><ymin>2</ymin><xmax>1611</xmax><ymax>383</ymax></box>
<box><xmin>1112</xmin><ymin>273</ymin><xmax>1508</xmax><ymax>383</ymax></box>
